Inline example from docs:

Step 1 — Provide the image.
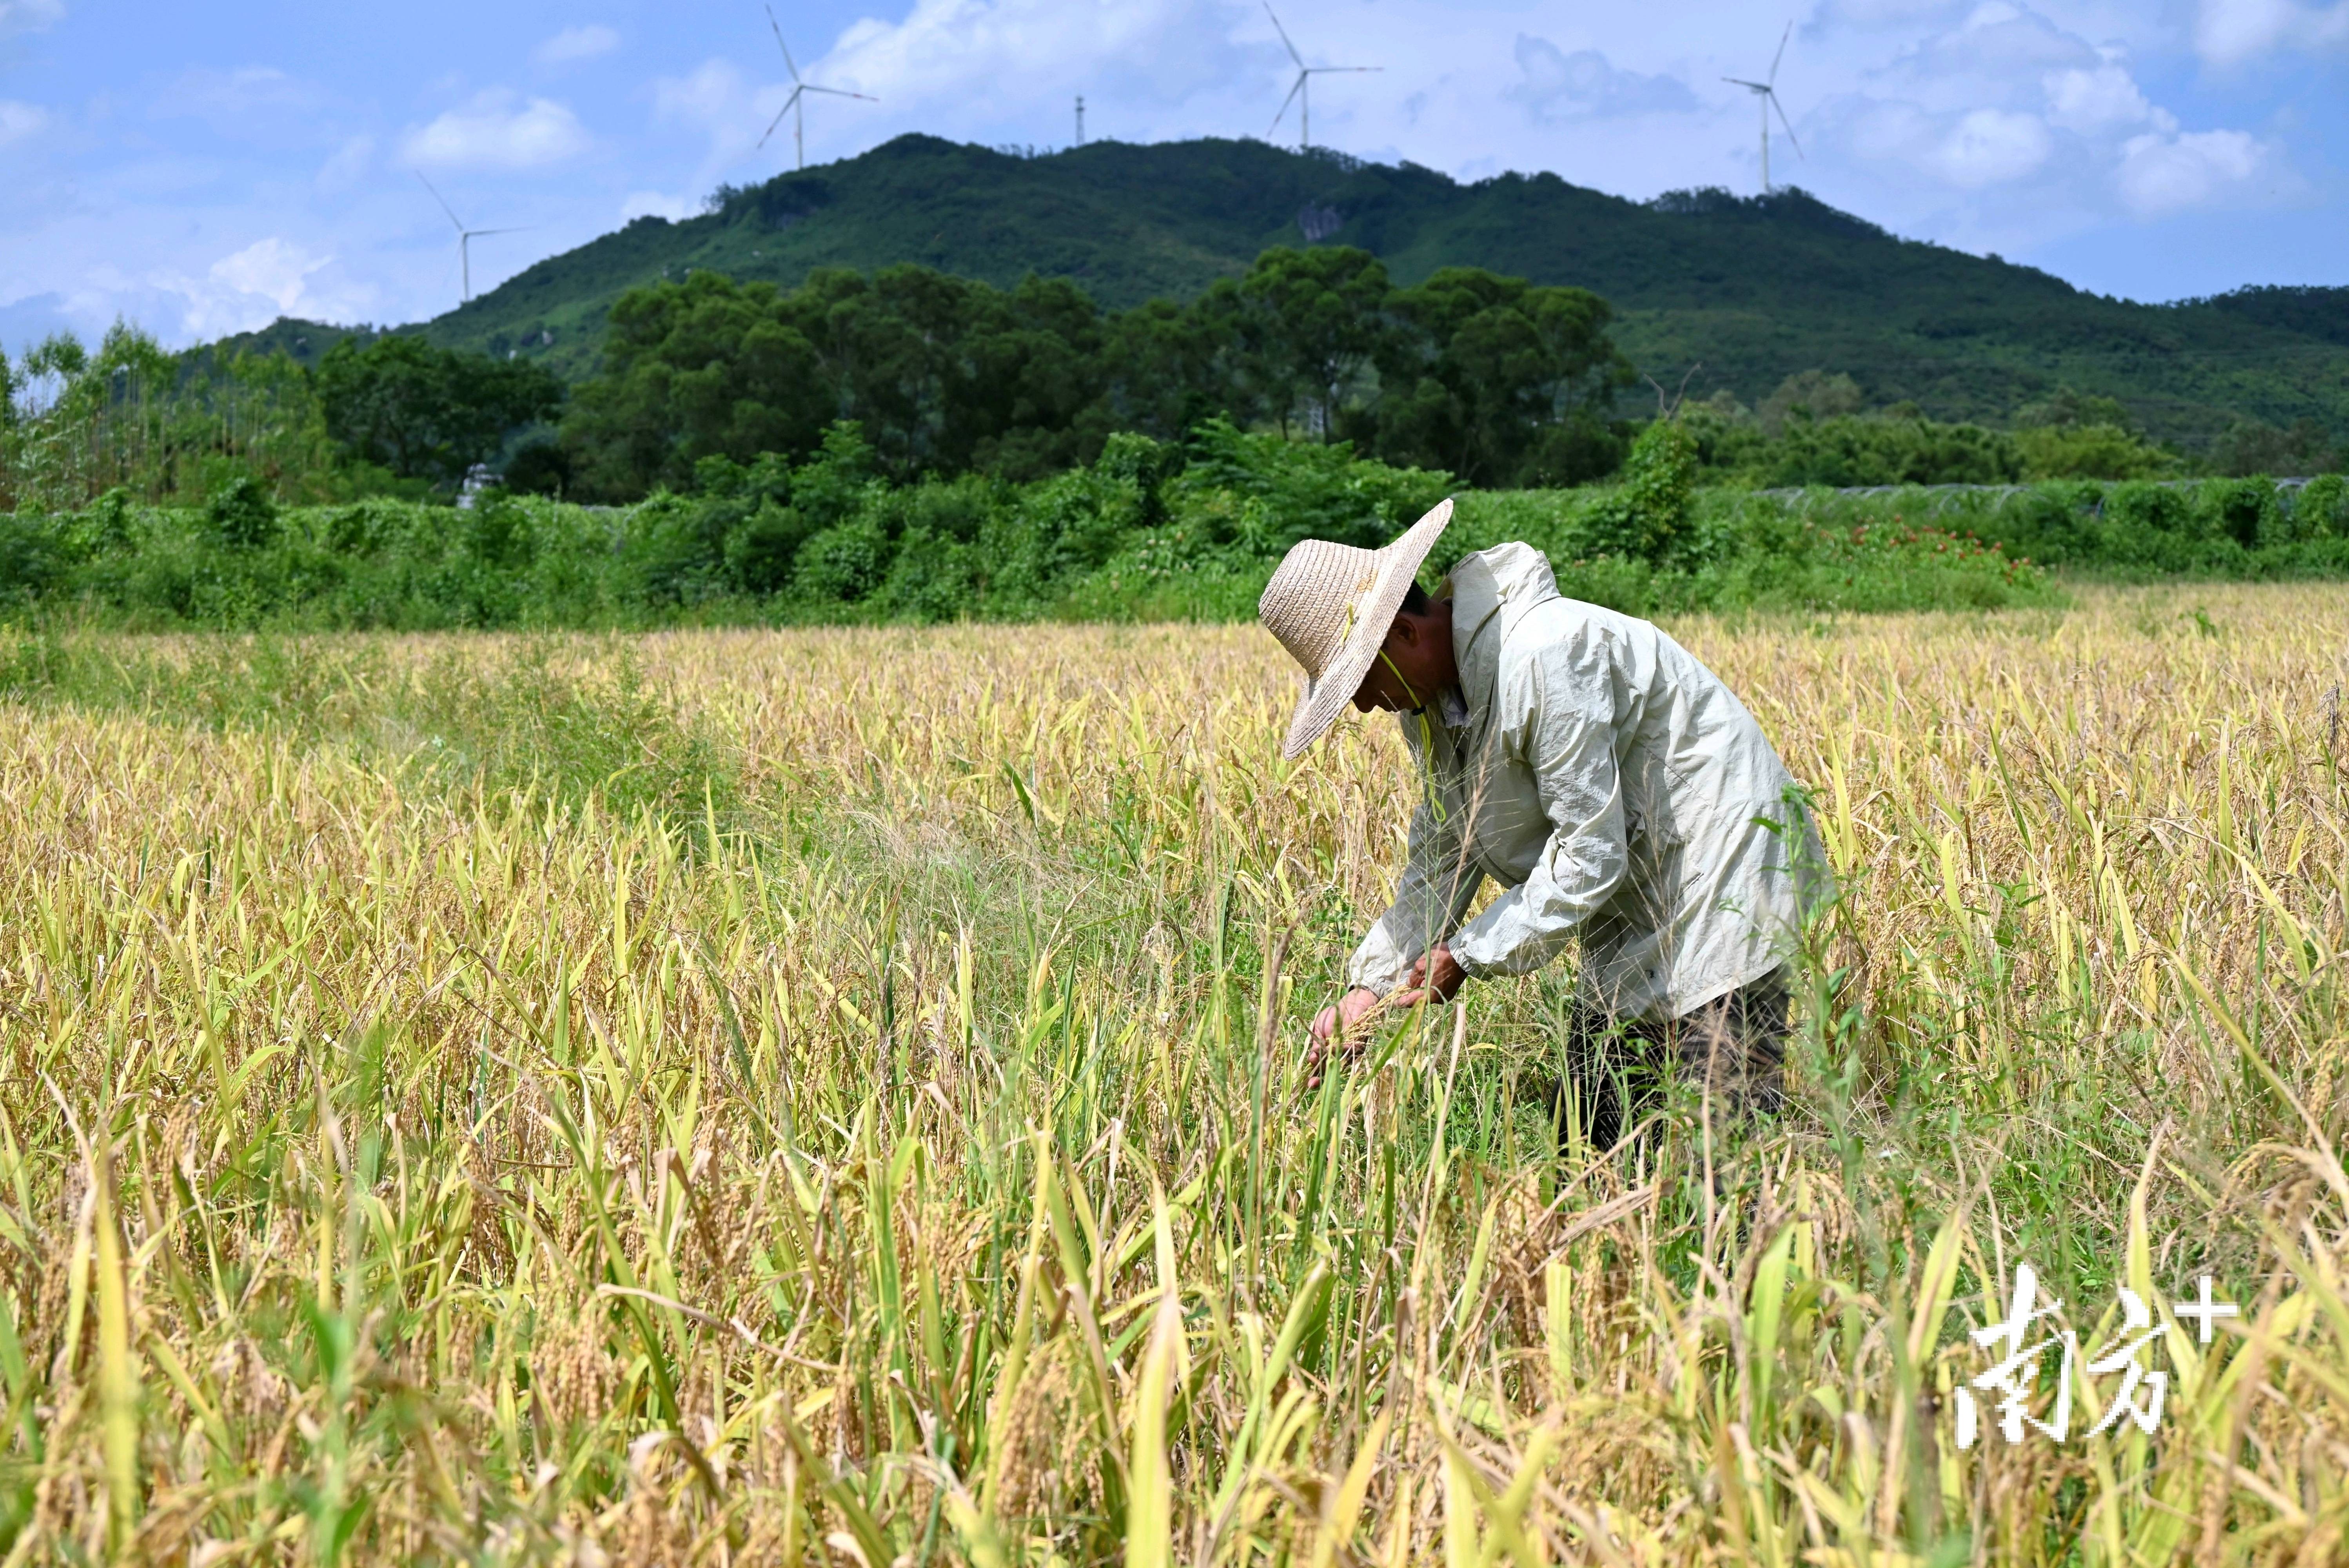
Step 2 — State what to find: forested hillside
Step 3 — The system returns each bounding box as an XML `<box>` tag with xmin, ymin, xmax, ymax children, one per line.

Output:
<box><xmin>213</xmin><ymin>135</ymin><xmax>2349</xmax><ymax>449</ymax></box>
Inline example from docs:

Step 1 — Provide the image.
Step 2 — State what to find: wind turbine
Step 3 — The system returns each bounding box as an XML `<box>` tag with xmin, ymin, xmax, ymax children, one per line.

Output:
<box><xmin>1264</xmin><ymin>2</ymin><xmax>1378</xmax><ymax>153</ymax></box>
<box><xmin>1723</xmin><ymin>22</ymin><xmax>1802</xmax><ymax>195</ymax></box>
<box><xmin>415</xmin><ymin>173</ymin><xmax>525</xmax><ymax>303</ymax></box>
<box><xmin>758</xmin><ymin>4</ymin><xmax>876</xmax><ymax>172</ymax></box>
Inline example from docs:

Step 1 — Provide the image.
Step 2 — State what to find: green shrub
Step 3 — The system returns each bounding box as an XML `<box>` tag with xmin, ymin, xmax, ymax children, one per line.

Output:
<box><xmin>2205</xmin><ymin>478</ymin><xmax>2277</xmax><ymax>550</ymax></box>
<box><xmin>880</xmin><ymin>528</ymin><xmax>977</xmax><ymax>623</ymax></box>
<box><xmin>2296</xmin><ymin>475</ymin><xmax>2348</xmax><ymax>539</ymax></box>
<box><xmin>1171</xmin><ymin>419</ymin><xmax>1449</xmax><ymax>555</ymax></box>
<box><xmin>2015</xmin><ymin>423</ymin><xmax>2177</xmax><ymax>481</ymax></box>
<box><xmin>0</xmin><ymin>512</ymin><xmax>67</xmax><ymax>605</ymax></box>
<box><xmin>795</xmin><ymin>521</ymin><xmax>889</xmax><ymax>603</ymax></box>
<box><xmin>1578</xmin><ymin>419</ymin><xmax>1696</xmax><ymax>564</ymax></box>
<box><xmin>1761</xmin><ymin>414</ymin><xmax>2022</xmax><ymax>486</ymax></box>
<box><xmin>207</xmin><ymin>475</ymin><xmax>281</xmax><ymax>550</ymax></box>
<box><xmin>16</xmin><ymin>455</ymin><xmax>2349</xmax><ymax>631</ymax></box>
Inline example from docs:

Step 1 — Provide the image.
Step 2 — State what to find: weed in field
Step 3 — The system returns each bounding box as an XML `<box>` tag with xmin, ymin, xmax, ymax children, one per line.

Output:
<box><xmin>0</xmin><ymin>630</ymin><xmax>735</xmax><ymax>824</ymax></box>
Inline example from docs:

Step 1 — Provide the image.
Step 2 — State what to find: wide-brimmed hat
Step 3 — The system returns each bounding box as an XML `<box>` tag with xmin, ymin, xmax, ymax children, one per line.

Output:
<box><xmin>1258</xmin><ymin>498</ymin><xmax>1454</xmax><ymax>760</ymax></box>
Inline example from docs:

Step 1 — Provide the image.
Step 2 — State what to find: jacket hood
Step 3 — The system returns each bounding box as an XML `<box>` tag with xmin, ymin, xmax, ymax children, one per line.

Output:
<box><xmin>1442</xmin><ymin>543</ymin><xmax>1562</xmax><ymax>713</ymax></box>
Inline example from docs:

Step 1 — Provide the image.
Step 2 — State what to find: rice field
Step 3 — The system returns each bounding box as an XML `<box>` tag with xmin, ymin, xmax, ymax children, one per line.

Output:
<box><xmin>0</xmin><ymin>582</ymin><xmax>2345</xmax><ymax>1566</ymax></box>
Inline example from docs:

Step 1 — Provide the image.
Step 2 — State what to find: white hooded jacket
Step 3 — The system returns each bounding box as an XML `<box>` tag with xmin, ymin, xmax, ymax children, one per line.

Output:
<box><xmin>1347</xmin><ymin>543</ymin><xmax>1829</xmax><ymax>1019</ymax></box>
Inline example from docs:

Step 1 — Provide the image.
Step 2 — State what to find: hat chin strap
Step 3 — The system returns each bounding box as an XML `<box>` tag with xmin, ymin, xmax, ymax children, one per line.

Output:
<box><xmin>1379</xmin><ymin>645</ymin><xmax>1450</xmax><ymax>826</ymax></box>
<box><xmin>1378</xmin><ymin>647</ymin><xmax>1423</xmax><ymax>711</ymax></box>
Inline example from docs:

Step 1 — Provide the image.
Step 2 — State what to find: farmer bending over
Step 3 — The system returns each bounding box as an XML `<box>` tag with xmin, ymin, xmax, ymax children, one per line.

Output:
<box><xmin>1258</xmin><ymin>499</ymin><xmax>1829</xmax><ymax>1150</ymax></box>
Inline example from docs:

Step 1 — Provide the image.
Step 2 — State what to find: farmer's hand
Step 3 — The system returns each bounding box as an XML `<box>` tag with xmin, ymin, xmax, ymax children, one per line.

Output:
<box><xmin>1391</xmin><ymin>943</ymin><xmax>1466</xmax><ymax>1010</ymax></box>
<box><xmin>1310</xmin><ymin>987</ymin><xmax>1383</xmax><ymax>1049</ymax></box>
<box><xmin>1306</xmin><ymin>987</ymin><xmax>1384</xmax><ymax>1087</ymax></box>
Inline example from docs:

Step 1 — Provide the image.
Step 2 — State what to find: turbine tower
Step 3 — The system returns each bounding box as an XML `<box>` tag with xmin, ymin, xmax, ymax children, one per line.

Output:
<box><xmin>1264</xmin><ymin>2</ymin><xmax>1378</xmax><ymax>153</ymax></box>
<box><xmin>416</xmin><ymin>173</ymin><xmax>525</xmax><ymax>304</ymax></box>
<box><xmin>1723</xmin><ymin>22</ymin><xmax>1802</xmax><ymax>195</ymax></box>
<box><xmin>759</xmin><ymin>4</ymin><xmax>876</xmax><ymax>172</ymax></box>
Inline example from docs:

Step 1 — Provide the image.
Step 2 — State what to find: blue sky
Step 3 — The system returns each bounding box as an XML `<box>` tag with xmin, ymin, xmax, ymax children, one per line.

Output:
<box><xmin>3</xmin><ymin>0</ymin><xmax>2345</xmax><ymax>357</ymax></box>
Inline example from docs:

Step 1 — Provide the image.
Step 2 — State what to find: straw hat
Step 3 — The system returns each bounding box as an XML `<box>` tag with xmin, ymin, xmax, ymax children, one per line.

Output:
<box><xmin>1258</xmin><ymin>497</ymin><xmax>1454</xmax><ymax>760</ymax></box>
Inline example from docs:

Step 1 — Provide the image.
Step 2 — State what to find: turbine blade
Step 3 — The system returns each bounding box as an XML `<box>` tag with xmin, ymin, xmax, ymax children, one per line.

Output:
<box><xmin>1312</xmin><ymin>65</ymin><xmax>1380</xmax><ymax>73</ymax></box>
<box><xmin>415</xmin><ymin>171</ymin><xmax>464</xmax><ymax>232</ymax></box>
<box><xmin>766</xmin><ymin>4</ymin><xmax>802</xmax><ymax>82</ymax></box>
<box><xmin>802</xmin><ymin>84</ymin><xmax>877</xmax><ymax>100</ymax></box>
<box><xmin>757</xmin><ymin>91</ymin><xmax>799</xmax><ymax>149</ymax></box>
<box><xmin>1768</xmin><ymin>19</ymin><xmax>1791</xmax><ymax>87</ymax></box>
<box><xmin>1724</xmin><ymin>77</ymin><xmax>1766</xmax><ymax>90</ymax></box>
<box><xmin>1270</xmin><ymin>72</ymin><xmax>1305</xmax><ymax>132</ymax></box>
<box><xmin>1770</xmin><ymin>90</ymin><xmax>1803</xmax><ymax>159</ymax></box>
<box><xmin>1263</xmin><ymin>2</ymin><xmax>1305</xmax><ymax>69</ymax></box>
<box><xmin>466</xmin><ymin>227</ymin><xmax>530</xmax><ymax>237</ymax></box>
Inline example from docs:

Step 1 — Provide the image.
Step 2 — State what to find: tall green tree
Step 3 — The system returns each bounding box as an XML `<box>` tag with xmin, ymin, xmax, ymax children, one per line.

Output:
<box><xmin>1763</xmin><ymin>413</ymin><xmax>2022</xmax><ymax>486</ymax></box>
<box><xmin>1374</xmin><ymin>269</ymin><xmax>1632</xmax><ymax>485</ymax></box>
<box><xmin>566</xmin><ymin>266</ymin><xmax>1122</xmax><ymax>497</ymax></box>
<box><xmin>554</xmin><ymin>250</ymin><xmax>1646</xmax><ymax>503</ymax></box>
<box><xmin>941</xmin><ymin>272</ymin><xmax>1115</xmax><ymax>477</ymax></box>
<box><xmin>563</xmin><ymin>272</ymin><xmax>831</xmax><ymax>499</ymax></box>
<box><xmin>2210</xmin><ymin>417</ymin><xmax>2341</xmax><ymax>477</ymax></box>
<box><xmin>1099</xmin><ymin>298</ymin><xmax>1240</xmax><ymax>440</ymax></box>
<box><xmin>23</xmin><ymin>331</ymin><xmax>89</xmax><ymax>407</ymax></box>
<box><xmin>318</xmin><ymin>334</ymin><xmax>564</xmax><ymax>486</ymax></box>
<box><xmin>782</xmin><ymin>266</ymin><xmax>1113</xmax><ymax>479</ymax></box>
<box><xmin>2</xmin><ymin>323</ymin><xmax>338</xmax><ymax>509</ymax></box>
<box><xmin>1205</xmin><ymin>246</ymin><xmax>1393</xmax><ymax>441</ymax></box>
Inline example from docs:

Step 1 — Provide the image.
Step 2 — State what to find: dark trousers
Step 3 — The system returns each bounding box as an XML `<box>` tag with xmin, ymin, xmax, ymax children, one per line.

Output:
<box><xmin>1548</xmin><ymin>970</ymin><xmax>1790</xmax><ymax>1152</ymax></box>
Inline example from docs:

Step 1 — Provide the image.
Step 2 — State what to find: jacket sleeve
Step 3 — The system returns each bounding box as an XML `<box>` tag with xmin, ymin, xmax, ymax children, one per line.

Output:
<box><xmin>1446</xmin><ymin>636</ymin><xmax>1629</xmax><ymax>978</ymax></box>
<box><xmin>1347</xmin><ymin>784</ymin><xmax>1485</xmax><ymax>997</ymax></box>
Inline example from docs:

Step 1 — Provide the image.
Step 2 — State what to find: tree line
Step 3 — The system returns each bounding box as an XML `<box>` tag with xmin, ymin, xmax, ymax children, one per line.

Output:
<box><xmin>5</xmin><ymin>246</ymin><xmax>2340</xmax><ymax>517</ymax></box>
<box><xmin>556</xmin><ymin>248</ymin><xmax>1634</xmax><ymax>501</ymax></box>
<box><xmin>0</xmin><ymin>324</ymin><xmax>562</xmax><ymax>514</ymax></box>
<box><xmin>0</xmin><ymin>248</ymin><xmax>1629</xmax><ymax>511</ymax></box>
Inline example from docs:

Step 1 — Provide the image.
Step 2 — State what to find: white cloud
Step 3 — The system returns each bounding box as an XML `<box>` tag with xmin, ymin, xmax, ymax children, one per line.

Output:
<box><xmin>0</xmin><ymin>0</ymin><xmax>61</xmax><ymax>38</ymax></box>
<box><xmin>208</xmin><ymin>238</ymin><xmax>324</xmax><ymax>309</ymax></box>
<box><xmin>2115</xmin><ymin>127</ymin><xmax>2269</xmax><ymax>214</ymax></box>
<box><xmin>1823</xmin><ymin>0</ymin><xmax>1966</xmax><ymax>23</ymax></box>
<box><xmin>536</xmin><ymin>24</ymin><xmax>620</xmax><ymax>65</ymax></box>
<box><xmin>151</xmin><ymin>237</ymin><xmax>368</xmax><ymax>339</ymax></box>
<box><xmin>650</xmin><ymin>54</ymin><xmax>866</xmax><ymax>183</ymax></box>
<box><xmin>822</xmin><ymin>0</ymin><xmax>1255</xmax><ymax>126</ymax></box>
<box><xmin>1930</xmin><ymin>107</ymin><xmax>2051</xmax><ymax>185</ymax></box>
<box><xmin>401</xmin><ymin>90</ymin><xmax>592</xmax><ymax>170</ymax></box>
<box><xmin>1873</xmin><ymin>6</ymin><xmax>2104</xmax><ymax>116</ymax></box>
<box><xmin>1798</xmin><ymin>0</ymin><xmax>2293</xmax><ymax>250</ymax></box>
<box><xmin>0</xmin><ymin>99</ymin><xmax>47</xmax><ymax>146</ymax></box>
<box><xmin>316</xmin><ymin>133</ymin><xmax>374</xmax><ymax>192</ymax></box>
<box><xmin>620</xmin><ymin>190</ymin><xmax>694</xmax><ymax>222</ymax></box>
<box><xmin>155</xmin><ymin>65</ymin><xmax>325</xmax><ymax>123</ymax></box>
<box><xmin>2041</xmin><ymin>64</ymin><xmax>2160</xmax><ymax>132</ymax></box>
<box><xmin>652</xmin><ymin>58</ymin><xmax>751</xmax><ymax>140</ymax></box>
<box><xmin>649</xmin><ymin>58</ymin><xmax>774</xmax><ymax>180</ymax></box>
<box><xmin>2193</xmin><ymin>0</ymin><xmax>2349</xmax><ymax>64</ymax></box>
<box><xmin>1510</xmin><ymin>37</ymin><xmax>1697</xmax><ymax>123</ymax></box>
<box><xmin>1841</xmin><ymin>95</ymin><xmax>2055</xmax><ymax>203</ymax></box>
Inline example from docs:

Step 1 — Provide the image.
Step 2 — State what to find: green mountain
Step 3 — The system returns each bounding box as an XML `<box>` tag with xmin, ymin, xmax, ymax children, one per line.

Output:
<box><xmin>234</xmin><ymin>134</ymin><xmax>2349</xmax><ymax>448</ymax></box>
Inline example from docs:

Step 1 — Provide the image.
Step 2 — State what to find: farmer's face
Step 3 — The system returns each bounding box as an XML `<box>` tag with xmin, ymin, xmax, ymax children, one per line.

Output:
<box><xmin>1351</xmin><ymin>616</ymin><xmax>1425</xmax><ymax>713</ymax></box>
